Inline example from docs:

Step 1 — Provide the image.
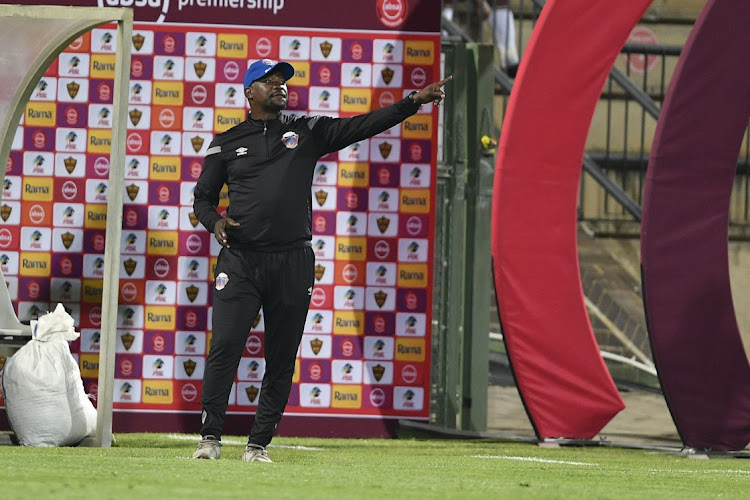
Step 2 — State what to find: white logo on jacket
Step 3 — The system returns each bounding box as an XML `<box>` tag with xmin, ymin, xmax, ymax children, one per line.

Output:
<box><xmin>236</xmin><ymin>147</ymin><xmax>248</xmax><ymax>156</ymax></box>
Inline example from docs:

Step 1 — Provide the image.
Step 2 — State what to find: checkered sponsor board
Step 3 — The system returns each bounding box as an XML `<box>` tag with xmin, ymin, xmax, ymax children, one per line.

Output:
<box><xmin>1</xmin><ymin>2</ymin><xmax>439</xmax><ymax>423</ymax></box>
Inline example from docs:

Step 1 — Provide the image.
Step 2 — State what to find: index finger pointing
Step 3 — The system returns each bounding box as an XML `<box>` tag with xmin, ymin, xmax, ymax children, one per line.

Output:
<box><xmin>437</xmin><ymin>75</ymin><xmax>453</xmax><ymax>87</ymax></box>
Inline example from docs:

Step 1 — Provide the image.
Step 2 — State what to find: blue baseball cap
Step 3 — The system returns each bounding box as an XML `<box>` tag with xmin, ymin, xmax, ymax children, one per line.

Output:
<box><xmin>243</xmin><ymin>59</ymin><xmax>295</xmax><ymax>88</ymax></box>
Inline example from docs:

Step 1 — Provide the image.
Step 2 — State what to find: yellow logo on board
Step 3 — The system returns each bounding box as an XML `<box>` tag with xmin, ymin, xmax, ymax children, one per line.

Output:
<box><xmin>214</xmin><ymin>108</ymin><xmax>246</xmax><ymax>133</ymax></box>
<box><xmin>341</xmin><ymin>89</ymin><xmax>371</xmax><ymax>113</ymax></box>
<box><xmin>331</xmin><ymin>385</ymin><xmax>362</xmax><ymax>409</ymax></box>
<box><xmin>91</xmin><ymin>54</ymin><xmax>116</xmax><ymax>79</ymax></box>
<box><xmin>404</xmin><ymin>41</ymin><xmax>434</xmax><ymax>64</ymax></box>
<box><xmin>397</xmin><ymin>264</ymin><xmax>428</xmax><ymax>288</ymax></box>
<box><xmin>85</xmin><ymin>204</ymin><xmax>108</xmax><ymax>229</ymax></box>
<box><xmin>395</xmin><ymin>338</ymin><xmax>426</xmax><ymax>362</ymax></box>
<box><xmin>79</xmin><ymin>353</ymin><xmax>100</xmax><ymax>378</ymax></box>
<box><xmin>25</xmin><ymin>102</ymin><xmax>56</xmax><ymax>127</ymax></box>
<box><xmin>150</xmin><ymin>156</ymin><xmax>180</xmax><ymax>181</ymax></box>
<box><xmin>142</xmin><ymin>380</ymin><xmax>174</xmax><ymax>404</ymax></box>
<box><xmin>402</xmin><ymin>115</ymin><xmax>432</xmax><ymax>139</ymax></box>
<box><xmin>88</xmin><ymin>129</ymin><xmax>112</xmax><ymax>154</ymax></box>
<box><xmin>20</xmin><ymin>252</ymin><xmax>51</xmax><ymax>277</ymax></box>
<box><xmin>145</xmin><ymin>305</ymin><xmax>176</xmax><ymax>331</ymax></box>
<box><xmin>153</xmin><ymin>82</ymin><xmax>184</xmax><ymax>106</ymax></box>
<box><xmin>335</xmin><ymin>237</ymin><xmax>367</xmax><ymax>261</ymax></box>
<box><xmin>147</xmin><ymin>231</ymin><xmax>178</xmax><ymax>256</ymax></box>
<box><xmin>333</xmin><ymin>311</ymin><xmax>365</xmax><ymax>336</ymax></box>
<box><xmin>337</xmin><ymin>163</ymin><xmax>369</xmax><ymax>187</ymax></box>
<box><xmin>217</xmin><ymin>34</ymin><xmax>248</xmax><ymax>58</ymax></box>
<box><xmin>22</xmin><ymin>177</ymin><xmax>54</xmax><ymax>202</ymax></box>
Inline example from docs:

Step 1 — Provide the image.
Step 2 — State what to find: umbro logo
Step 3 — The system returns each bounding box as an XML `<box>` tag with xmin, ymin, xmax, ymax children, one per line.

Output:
<box><xmin>307</xmin><ymin>286</ymin><xmax>312</xmax><ymax>295</ymax></box>
<box><xmin>236</xmin><ymin>147</ymin><xmax>248</xmax><ymax>156</ymax></box>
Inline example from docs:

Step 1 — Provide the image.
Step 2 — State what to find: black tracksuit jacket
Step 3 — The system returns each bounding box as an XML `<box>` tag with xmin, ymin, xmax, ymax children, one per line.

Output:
<box><xmin>193</xmin><ymin>96</ymin><xmax>421</xmax><ymax>249</ymax></box>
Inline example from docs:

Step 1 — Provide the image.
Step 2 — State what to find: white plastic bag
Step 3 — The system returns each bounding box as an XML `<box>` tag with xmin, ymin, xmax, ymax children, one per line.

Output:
<box><xmin>1</xmin><ymin>303</ymin><xmax>97</xmax><ymax>446</ymax></box>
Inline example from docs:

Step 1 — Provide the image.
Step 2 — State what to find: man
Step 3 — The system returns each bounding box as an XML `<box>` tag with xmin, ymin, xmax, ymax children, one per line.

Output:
<box><xmin>192</xmin><ymin>58</ymin><xmax>451</xmax><ymax>462</ymax></box>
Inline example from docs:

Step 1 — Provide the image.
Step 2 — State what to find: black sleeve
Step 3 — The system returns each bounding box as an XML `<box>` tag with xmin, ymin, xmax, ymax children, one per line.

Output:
<box><xmin>312</xmin><ymin>96</ymin><xmax>421</xmax><ymax>155</ymax></box>
<box><xmin>192</xmin><ymin>140</ymin><xmax>226</xmax><ymax>234</ymax></box>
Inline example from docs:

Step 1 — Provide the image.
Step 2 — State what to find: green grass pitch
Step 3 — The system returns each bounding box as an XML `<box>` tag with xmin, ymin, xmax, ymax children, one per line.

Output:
<box><xmin>1</xmin><ymin>433</ymin><xmax>748</xmax><ymax>498</ymax></box>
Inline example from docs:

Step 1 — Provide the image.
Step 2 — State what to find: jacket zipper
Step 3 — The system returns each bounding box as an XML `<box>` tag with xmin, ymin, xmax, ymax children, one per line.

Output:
<box><xmin>263</xmin><ymin>121</ymin><xmax>269</xmax><ymax>160</ymax></box>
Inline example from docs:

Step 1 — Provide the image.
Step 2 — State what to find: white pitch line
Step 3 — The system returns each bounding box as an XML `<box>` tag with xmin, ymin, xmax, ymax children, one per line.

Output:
<box><xmin>647</xmin><ymin>468</ymin><xmax>750</xmax><ymax>476</ymax></box>
<box><xmin>472</xmin><ymin>455</ymin><xmax>597</xmax><ymax>466</ymax></box>
<box><xmin>165</xmin><ymin>433</ymin><xmax>324</xmax><ymax>451</ymax></box>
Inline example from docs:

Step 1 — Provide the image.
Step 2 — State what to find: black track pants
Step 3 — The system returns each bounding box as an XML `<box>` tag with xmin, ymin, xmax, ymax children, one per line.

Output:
<box><xmin>200</xmin><ymin>245</ymin><xmax>314</xmax><ymax>446</ymax></box>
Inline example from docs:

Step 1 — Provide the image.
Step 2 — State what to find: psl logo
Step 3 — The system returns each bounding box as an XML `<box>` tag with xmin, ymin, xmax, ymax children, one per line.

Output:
<box><xmin>193</xmin><ymin>61</ymin><xmax>207</xmax><ymax>78</ymax></box>
<box><xmin>183</xmin><ymin>359</ymin><xmax>197</xmax><ymax>377</ymax></box>
<box><xmin>120</xmin><ymin>332</ymin><xmax>135</xmax><ymax>350</ymax></box>
<box><xmin>64</xmin><ymin>156</ymin><xmax>77</xmax><ymax>173</ymax></box>
<box><xmin>319</xmin><ymin>40</ymin><xmax>332</xmax><ymax>58</ymax></box>
<box><xmin>310</xmin><ymin>337</ymin><xmax>323</xmax><ymax>355</ymax></box>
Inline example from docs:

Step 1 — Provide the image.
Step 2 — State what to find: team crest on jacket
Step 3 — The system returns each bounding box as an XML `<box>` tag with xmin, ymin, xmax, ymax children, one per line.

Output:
<box><xmin>282</xmin><ymin>131</ymin><xmax>299</xmax><ymax>149</ymax></box>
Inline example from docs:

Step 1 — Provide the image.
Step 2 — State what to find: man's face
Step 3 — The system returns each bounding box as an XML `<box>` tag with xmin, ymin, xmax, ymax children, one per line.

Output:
<box><xmin>245</xmin><ymin>70</ymin><xmax>288</xmax><ymax>113</ymax></box>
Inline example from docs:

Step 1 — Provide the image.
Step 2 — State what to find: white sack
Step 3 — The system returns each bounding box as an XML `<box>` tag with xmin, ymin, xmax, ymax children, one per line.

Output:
<box><xmin>1</xmin><ymin>303</ymin><xmax>97</xmax><ymax>446</ymax></box>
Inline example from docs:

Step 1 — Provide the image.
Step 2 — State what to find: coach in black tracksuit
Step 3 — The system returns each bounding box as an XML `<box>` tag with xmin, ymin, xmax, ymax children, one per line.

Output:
<box><xmin>193</xmin><ymin>58</ymin><xmax>451</xmax><ymax>460</ymax></box>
